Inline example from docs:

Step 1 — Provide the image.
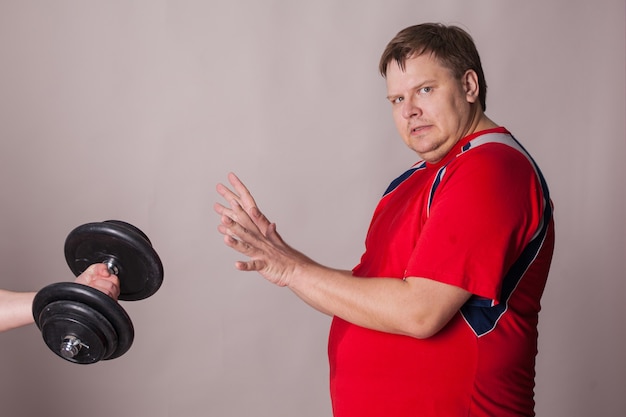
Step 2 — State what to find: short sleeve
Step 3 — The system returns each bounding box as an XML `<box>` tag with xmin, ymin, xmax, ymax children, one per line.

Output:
<box><xmin>404</xmin><ymin>144</ymin><xmax>544</xmax><ymax>302</ymax></box>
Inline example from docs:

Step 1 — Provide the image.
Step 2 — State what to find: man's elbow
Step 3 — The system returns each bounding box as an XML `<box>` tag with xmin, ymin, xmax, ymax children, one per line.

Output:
<box><xmin>401</xmin><ymin>315</ymin><xmax>452</xmax><ymax>339</ymax></box>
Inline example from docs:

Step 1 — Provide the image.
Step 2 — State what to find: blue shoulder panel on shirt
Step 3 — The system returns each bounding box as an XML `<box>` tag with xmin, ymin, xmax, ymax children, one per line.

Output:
<box><xmin>382</xmin><ymin>162</ymin><xmax>426</xmax><ymax>197</ymax></box>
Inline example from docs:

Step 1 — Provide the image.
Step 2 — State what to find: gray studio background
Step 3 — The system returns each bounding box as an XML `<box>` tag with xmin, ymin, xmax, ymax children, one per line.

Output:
<box><xmin>0</xmin><ymin>1</ymin><xmax>624</xmax><ymax>416</ymax></box>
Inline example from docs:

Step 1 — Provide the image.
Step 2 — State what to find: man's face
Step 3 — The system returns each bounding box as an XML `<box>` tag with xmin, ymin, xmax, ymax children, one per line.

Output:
<box><xmin>385</xmin><ymin>53</ymin><xmax>478</xmax><ymax>163</ymax></box>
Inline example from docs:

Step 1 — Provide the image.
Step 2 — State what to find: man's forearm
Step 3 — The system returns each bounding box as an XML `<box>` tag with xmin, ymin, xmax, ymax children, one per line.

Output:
<box><xmin>287</xmin><ymin>263</ymin><xmax>471</xmax><ymax>339</ymax></box>
<box><xmin>0</xmin><ymin>290</ymin><xmax>36</xmax><ymax>332</ymax></box>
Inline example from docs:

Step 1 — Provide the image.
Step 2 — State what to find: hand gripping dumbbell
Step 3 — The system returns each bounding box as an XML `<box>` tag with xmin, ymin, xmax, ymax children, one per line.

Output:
<box><xmin>32</xmin><ymin>220</ymin><xmax>164</xmax><ymax>364</ymax></box>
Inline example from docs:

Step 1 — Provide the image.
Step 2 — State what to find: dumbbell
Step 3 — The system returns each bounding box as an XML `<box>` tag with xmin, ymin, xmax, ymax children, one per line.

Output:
<box><xmin>32</xmin><ymin>220</ymin><xmax>164</xmax><ymax>364</ymax></box>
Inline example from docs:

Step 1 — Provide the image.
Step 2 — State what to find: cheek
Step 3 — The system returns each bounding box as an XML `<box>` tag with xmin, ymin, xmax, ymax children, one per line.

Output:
<box><xmin>430</xmin><ymin>101</ymin><xmax>458</xmax><ymax>128</ymax></box>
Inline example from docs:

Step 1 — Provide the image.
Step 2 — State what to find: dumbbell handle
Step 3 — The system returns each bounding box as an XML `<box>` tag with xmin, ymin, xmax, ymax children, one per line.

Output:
<box><xmin>103</xmin><ymin>257</ymin><xmax>120</xmax><ymax>276</ymax></box>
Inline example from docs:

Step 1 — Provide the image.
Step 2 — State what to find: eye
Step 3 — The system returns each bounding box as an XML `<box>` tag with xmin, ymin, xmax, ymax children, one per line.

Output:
<box><xmin>390</xmin><ymin>96</ymin><xmax>404</xmax><ymax>105</ymax></box>
<box><xmin>419</xmin><ymin>87</ymin><xmax>433</xmax><ymax>94</ymax></box>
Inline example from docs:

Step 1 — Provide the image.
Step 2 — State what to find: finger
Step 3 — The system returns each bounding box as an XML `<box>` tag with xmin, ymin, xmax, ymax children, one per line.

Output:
<box><xmin>229</xmin><ymin>200</ymin><xmax>270</xmax><ymax>236</ymax></box>
<box><xmin>216</xmin><ymin>210</ymin><xmax>251</xmax><ymax>245</ymax></box>
<box><xmin>82</xmin><ymin>263</ymin><xmax>99</xmax><ymax>278</ymax></box>
<box><xmin>217</xmin><ymin>173</ymin><xmax>258</xmax><ymax>211</ymax></box>
<box><xmin>74</xmin><ymin>263</ymin><xmax>121</xmax><ymax>297</ymax></box>
<box><xmin>266</xmin><ymin>222</ymin><xmax>284</xmax><ymax>244</ymax></box>
<box><xmin>100</xmin><ymin>273</ymin><xmax>120</xmax><ymax>287</ymax></box>
<box><xmin>216</xmin><ymin>183</ymin><xmax>243</xmax><ymax>208</ymax></box>
<box><xmin>214</xmin><ymin>201</ymin><xmax>229</xmax><ymax>217</ymax></box>
<box><xmin>235</xmin><ymin>259</ymin><xmax>266</xmax><ymax>271</ymax></box>
<box><xmin>216</xmin><ymin>187</ymin><xmax>256</xmax><ymax>228</ymax></box>
<box><xmin>250</xmin><ymin>206</ymin><xmax>271</xmax><ymax>234</ymax></box>
<box><xmin>227</xmin><ymin>173</ymin><xmax>259</xmax><ymax>210</ymax></box>
<box><xmin>227</xmin><ymin>199</ymin><xmax>260</xmax><ymax>233</ymax></box>
<box><xmin>92</xmin><ymin>263</ymin><xmax>113</xmax><ymax>278</ymax></box>
<box><xmin>222</xmin><ymin>229</ymin><xmax>257</xmax><ymax>256</ymax></box>
<box><xmin>74</xmin><ymin>264</ymin><xmax>105</xmax><ymax>285</ymax></box>
<box><xmin>221</xmin><ymin>173</ymin><xmax>273</xmax><ymax>234</ymax></box>
<box><xmin>215</xmin><ymin>203</ymin><xmax>248</xmax><ymax>232</ymax></box>
<box><xmin>89</xmin><ymin>279</ymin><xmax>121</xmax><ymax>300</ymax></box>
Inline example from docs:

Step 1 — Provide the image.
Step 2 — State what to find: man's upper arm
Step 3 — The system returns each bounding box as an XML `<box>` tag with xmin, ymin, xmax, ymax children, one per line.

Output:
<box><xmin>402</xmin><ymin>276</ymin><xmax>472</xmax><ymax>339</ymax></box>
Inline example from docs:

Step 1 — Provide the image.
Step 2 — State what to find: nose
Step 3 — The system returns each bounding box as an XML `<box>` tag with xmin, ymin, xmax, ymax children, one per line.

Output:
<box><xmin>401</xmin><ymin>96</ymin><xmax>421</xmax><ymax>119</ymax></box>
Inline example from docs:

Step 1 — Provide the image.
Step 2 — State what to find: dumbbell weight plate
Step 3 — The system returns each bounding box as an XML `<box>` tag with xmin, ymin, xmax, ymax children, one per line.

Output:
<box><xmin>33</xmin><ymin>282</ymin><xmax>134</xmax><ymax>364</ymax></box>
<box><xmin>64</xmin><ymin>220</ymin><xmax>164</xmax><ymax>301</ymax></box>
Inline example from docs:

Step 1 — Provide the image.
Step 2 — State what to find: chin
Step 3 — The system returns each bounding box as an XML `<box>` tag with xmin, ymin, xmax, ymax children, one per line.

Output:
<box><xmin>409</xmin><ymin>143</ymin><xmax>431</xmax><ymax>156</ymax></box>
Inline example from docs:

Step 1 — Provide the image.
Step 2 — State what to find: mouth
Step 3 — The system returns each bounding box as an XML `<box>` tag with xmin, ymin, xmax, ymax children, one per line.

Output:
<box><xmin>410</xmin><ymin>124</ymin><xmax>431</xmax><ymax>135</ymax></box>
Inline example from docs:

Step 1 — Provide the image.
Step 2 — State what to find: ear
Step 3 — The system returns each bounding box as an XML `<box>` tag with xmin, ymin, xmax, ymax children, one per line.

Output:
<box><xmin>462</xmin><ymin>69</ymin><xmax>480</xmax><ymax>104</ymax></box>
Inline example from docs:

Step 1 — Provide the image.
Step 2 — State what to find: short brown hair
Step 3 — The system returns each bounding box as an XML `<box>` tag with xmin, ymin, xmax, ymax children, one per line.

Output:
<box><xmin>379</xmin><ymin>23</ymin><xmax>487</xmax><ymax>111</ymax></box>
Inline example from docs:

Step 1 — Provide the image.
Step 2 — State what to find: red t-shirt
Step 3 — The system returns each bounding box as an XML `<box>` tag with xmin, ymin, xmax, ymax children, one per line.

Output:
<box><xmin>328</xmin><ymin>128</ymin><xmax>555</xmax><ymax>416</ymax></box>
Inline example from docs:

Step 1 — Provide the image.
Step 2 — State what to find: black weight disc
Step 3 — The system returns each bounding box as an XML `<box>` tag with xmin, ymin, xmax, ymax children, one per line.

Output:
<box><xmin>64</xmin><ymin>220</ymin><xmax>164</xmax><ymax>301</ymax></box>
<box><xmin>33</xmin><ymin>282</ymin><xmax>134</xmax><ymax>362</ymax></box>
<box><xmin>36</xmin><ymin>300</ymin><xmax>117</xmax><ymax>364</ymax></box>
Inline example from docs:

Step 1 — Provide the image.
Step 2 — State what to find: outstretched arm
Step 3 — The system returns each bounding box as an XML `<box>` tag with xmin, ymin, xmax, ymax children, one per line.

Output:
<box><xmin>215</xmin><ymin>173</ymin><xmax>471</xmax><ymax>339</ymax></box>
<box><xmin>0</xmin><ymin>290</ymin><xmax>35</xmax><ymax>332</ymax></box>
<box><xmin>0</xmin><ymin>263</ymin><xmax>120</xmax><ymax>333</ymax></box>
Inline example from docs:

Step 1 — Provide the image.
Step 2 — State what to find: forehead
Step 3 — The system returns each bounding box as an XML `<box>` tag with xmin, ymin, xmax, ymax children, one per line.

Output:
<box><xmin>385</xmin><ymin>54</ymin><xmax>454</xmax><ymax>89</ymax></box>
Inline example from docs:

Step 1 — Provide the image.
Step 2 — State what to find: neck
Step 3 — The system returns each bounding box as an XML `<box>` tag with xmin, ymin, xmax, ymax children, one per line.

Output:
<box><xmin>467</xmin><ymin>106</ymin><xmax>498</xmax><ymax>136</ymax></box>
